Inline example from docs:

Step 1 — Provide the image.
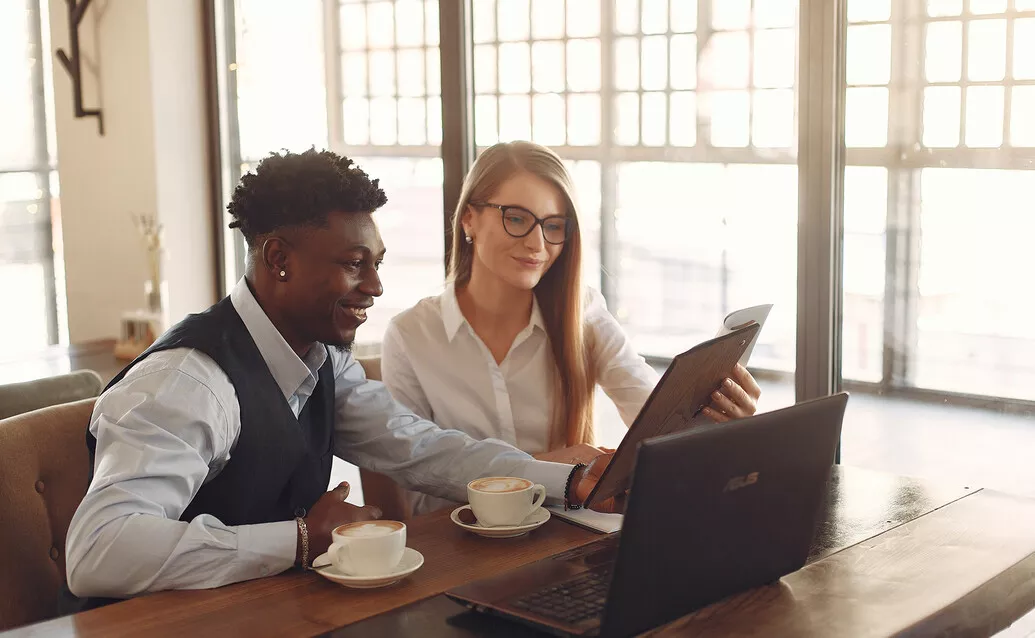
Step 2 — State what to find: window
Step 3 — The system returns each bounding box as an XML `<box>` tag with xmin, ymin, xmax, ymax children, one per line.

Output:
<box><xmin>0</xmin><ymin>0</ymin><xmax>64</xmax><ymax>358</ymax></box>
<box><xmin>841</xmin><ymin>0</ymin><xmax>1035</xmax><ymax>401</ymax></box>
<box><xmin>470</xmin><ymin>0</ymin><xmax>801</xmax><ymax>378</ymax></box>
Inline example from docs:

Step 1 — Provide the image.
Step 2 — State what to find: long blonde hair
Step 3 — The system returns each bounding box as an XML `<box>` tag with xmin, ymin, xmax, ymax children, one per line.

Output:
<box><xmin>448</xmin><ymin>141</ymin><xmax>595</xmax><ymax>447</ymax></box>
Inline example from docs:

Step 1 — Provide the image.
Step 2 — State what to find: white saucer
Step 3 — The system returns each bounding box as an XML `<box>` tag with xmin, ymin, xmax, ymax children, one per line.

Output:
<box><xmin>450</xmin><ymin>505</ymin><xmax>551</xmax><ymax>538</ymax></box>
<box><xmin>311</xmin><ymin>547</ymin><xmax>424</xmax><ymax>589</ymax></box>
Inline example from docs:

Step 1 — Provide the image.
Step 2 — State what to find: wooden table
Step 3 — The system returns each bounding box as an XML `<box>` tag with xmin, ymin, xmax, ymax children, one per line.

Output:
<box><xmin>7</xmin><ymin>466</ymin><xmax>1035</xmax><ymax>637</ymax></box>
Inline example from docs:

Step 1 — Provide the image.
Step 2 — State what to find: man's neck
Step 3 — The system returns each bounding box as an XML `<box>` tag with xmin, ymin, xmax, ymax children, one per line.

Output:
<box><xmin>243</xmin><ymin>274</ymin><xmax>315</xmax><ymax>359</ymax></box>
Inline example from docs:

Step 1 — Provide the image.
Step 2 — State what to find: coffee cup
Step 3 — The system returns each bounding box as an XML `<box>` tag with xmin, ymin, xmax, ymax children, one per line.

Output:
<box><xmin>467</xmin><ymin>477</ymin><xmax>547</xmax><ymax>527</ymax></box>
<box><xmin>327</xmin><ymin>520</ymin><xmax>406</xmax><ymax>576</ymax></box>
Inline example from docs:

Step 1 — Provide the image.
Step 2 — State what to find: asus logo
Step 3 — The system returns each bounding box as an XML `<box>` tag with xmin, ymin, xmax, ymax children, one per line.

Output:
<box><xmin>724</xmin><ymin>472</ymin><xmax>759</xmax><ymax>492</ymax></box>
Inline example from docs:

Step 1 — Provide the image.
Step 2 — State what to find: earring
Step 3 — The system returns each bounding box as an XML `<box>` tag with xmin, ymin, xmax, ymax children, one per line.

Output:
<box><xmin>465</xmin><ymin>235</ymin><xmax>473</xmax><ymax>244</ymax></box>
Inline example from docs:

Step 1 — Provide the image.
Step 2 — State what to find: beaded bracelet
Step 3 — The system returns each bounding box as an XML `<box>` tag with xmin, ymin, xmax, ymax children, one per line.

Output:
<box><xmin>296</xmin><ymin>517</ymin><xmax>310</xmax><ymax>570</ymax></box>
<box><xmin>564</xmin><ymin>463</ymin><xmax>587</xmax><ymax>511</ymax></box>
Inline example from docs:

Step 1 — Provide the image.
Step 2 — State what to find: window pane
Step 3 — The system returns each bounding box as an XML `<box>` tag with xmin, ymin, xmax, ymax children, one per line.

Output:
<box><xmin>425</xmin><ymin>0</ymin><xmax>439</xmax><ymax>45</ymax></box>
<box><xmin>498</xmin><ymin>0</ymin><xmax>531</xmax><ymax>41</ymax></box>
<box><xmin>397</xmin><ymin>97</ymin><xmax>427</xmax><ymax>144</ymax></box>
<box><xmin>340</xmin><ymin>4</ymin><xmax>367</xmax><ymax>50</ymax></box>
<box><xmin>967</xmin><ymin>20</ymin><xmax>1006</xmax><ymax>81</ymax></box>
<box><xmin>641</xmin><ymin>92</ymin><xmax>667</xmax><ymax>146</ymax></box>
<box><xmin>342</xmin><ymin>98</ymin><xmax>370</xmax><ymax>144</ymax></box>
<box><xmin>1018</xmin><ymin>0</ymin><xmax>1035</xmax><ymax>10</ymax></box>
<box><xmin>915</xmin><ymin>169</ymin><xmax>1035</xmax><ymax>399</ymax></box>
<box><xmin>640</xmin><ymin>36</ymin><xmax>668</xmax><ymax>91</ymax></box>
<box><xmin>708</xmin><ymin>91</ymin><xmax>750</xmax><ymax>147</ymax></box>
<box><xmin>754</xmin><ymin>29</ymin><xmax>796</xmax><ymax>89</ymax></box>
<box><xmin>847</xmin><ymin>25</ymin><xmax>892</xmax><ymax>85</ymax></box>
<box><xmin>473</xmin><ymin>0</ymin><xmax>496</xmax><ymax>43</ymax></box>
<box><xmin>614</xmin><ymin>38</ymin><xmax>639</xmax><ymax>90</ymax></box>
<box><xmin>367</xmin><ymin>2</ymin><xmax>395</xmax><ymax>48</ymax></box>
<box><xmin>567</xmin><ymin>93</ymin><xmax>600</xmax><ymax>145</ymax></box>
<box><xmin>754</xmin><ymin>0</ymin><xmax>796</xmax><ymax>28</ymax></box>
<box><xmin>426</xmin><ymin>48</ymin><xmax>441</xmax><ymax>95</ymax></box>
<box><xmin>927</xmin><ymin>0</ymin><xmax>963</xmax><ymax>16</ymax></box>
<box><xmin>426</xmin><ymin>96</ymin><xmax>442</xmax><ymax>144</ymax></box>
<box><xmin>752</xmin><ymin>89</ymin><xmax>794</xmax><ymax>148</ymax></box>
<box><xmin>531</xmin><ymin>0</ymin><xmax>564</xmax><ymax>39</ymax></box>
<box><xmin>499</xmin><ymin>94</ymin><xmax>532</xmax><ymax>140</ymax></box>
<box><xmin>847</xmin><ymin>0</ymin><xmax>891</xmax><ymax>22</ymax></box>
<box><xmin>641</xmin><ymin>0</ymin><xmax>667</xmax><ymax>34</ymax></box>
<box><xmin>669</xmin><ymin>92</ymin><xmax>697</xmax><ymax>146</ymax></box>
<box><xmin>369</xmin><ymin>50</ymin><xmax>396</xmax><ymax>97</ymax></box>
<box><xmin>712</xmin><ymin>0</ymin><xmax>751</xmax><ymax>30</ymax></box>
<box><xmin>498</xmin><ymin>42</ymin><xmax>531</xmax><ymax>93</ymax></box>
<box><xmin>398</xmin><ymin>49</ymin><xmax>426</xmax><ymax>97</ymax></box>
<box><xmin>925</xmin><ymin>22</ymin><xmax>962</xmax><ymax>83</ymax></box>
<box><xmin>370</xmin><ymin>96</ymin><xmax>398</xmax><ymax>144</ymax></box>
<box><xmin>964</xmin><ymin>86</ymin><xmax>1004</xmax><ymax>148</ymax></box>
<box><xmin>567</xmin><ymin>39</ymin><xmax>601</xmax><ymax>92</ymax></box>
<box><xmin>532</xmin><ymin>41</ymin><xmax>564</xmax><ymax>92</ymax></box>
<box><xmin>841</xmin><ymin>166</ymin><xmax>888</xmax><ymax>383</ymax></box>
<box><xmin>473</xmin><ymin>44</ymin><xmax>498</xmax><ymax>93</ymax></box>
<box><xmin>341</xmin><ymin>53</ymin><xmax>368</xmax><ymax>97</ymax></box>
<box><xmin>615</xmin><ymin>92</ymin><xmax>639</xmax><ymax>145</ymax></box>
<box><xmin>1012</xmin><ymin>87</ymin><xmax>1035</xmax><ymax>146</ymax></box>
<box><xmin>1013</xmin><ymin>19</ymin><xmax>1035</xmax><ymax>80</ymax></box>
<box><xmin>923</xmin><ymin>86</ymin><xmax>961</xmax><ymax>147</ymax></box>
<box><xmin>670</xmin><ymin>34</ymin><xmax>698</xmax><ymax>89</ymax></box>
<box><xmin>532</xmin><ymin>93</ymin><xmax>566</xmax><ymax>145</ymax></box>
<box><xmin>567</xmin><ymin>0</ymin><xmax>600</xmax><ymax>37</ymax></box>
<box><xmin>671</xmin><ymin>0</ymin><xmax>698</xmax><ymax>32</ymax></box>
<box><xmin>395</xmin><ymin>0</ymin><xmax>425</xmax><ymax>46</ymax></box>
<box><xmin>845</xmin><ymin>87</ymin><xmax>889</xmax><ymax>147</ymax></box>
<box><xmin>614</xmin><ymin>0</ymin><xmax>640</xmax><ymax>34</ymax></box>
<box><xmin>701</xmin><ymin>32</ymin><xmax>750</xmax><ymax>89</ymax></box>
<box><xmin>970</xmin><ymin>0</ymin><xmax>1007</xmax><ymax>13</ymax></box>
<box><xmin>474</xmin><ymin>94</ymin><xmax>499</xmax><ymax>145</ymax></box>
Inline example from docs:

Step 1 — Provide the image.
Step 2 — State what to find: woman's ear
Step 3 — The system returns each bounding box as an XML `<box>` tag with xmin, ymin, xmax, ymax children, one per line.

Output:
<box><xmin>461</xmin><ymin>205</ymin><xmax>477</xmax><ymax>237</ymax></box>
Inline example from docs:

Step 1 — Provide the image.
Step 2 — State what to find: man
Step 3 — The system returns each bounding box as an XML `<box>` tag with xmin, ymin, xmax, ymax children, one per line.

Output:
<box><xmin>65</xmin><ymin>149</ymin><xmax>618</xmax><ymax>600</ymax></box>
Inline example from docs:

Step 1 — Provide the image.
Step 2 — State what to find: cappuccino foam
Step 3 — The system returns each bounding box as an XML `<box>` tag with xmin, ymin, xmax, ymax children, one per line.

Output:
<box><xmin>470</xmin><ymin>477</ymin><xmax>532</xmax><ymax>493</ymax></box>
<box><xmin>336</xmin><ymin>521</ymin><xmax>403</xmax><ymax>538</ymax></box>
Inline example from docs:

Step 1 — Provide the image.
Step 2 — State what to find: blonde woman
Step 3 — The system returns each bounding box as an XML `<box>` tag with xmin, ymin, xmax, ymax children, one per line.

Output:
<box><xmin>381</xmin><ymin>141</ymin><xmax>761</xmax><ymax>516</ymax></box>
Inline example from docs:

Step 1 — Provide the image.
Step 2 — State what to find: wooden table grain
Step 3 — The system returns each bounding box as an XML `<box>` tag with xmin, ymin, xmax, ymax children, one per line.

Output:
<box><xmin>6</xmin><ymin>467</ymin><xmax>1035</xmax><ymax>638</ymax></box>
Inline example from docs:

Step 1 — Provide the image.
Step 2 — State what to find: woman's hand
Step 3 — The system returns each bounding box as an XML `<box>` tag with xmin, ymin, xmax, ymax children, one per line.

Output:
<box><xmin>701</xmin><ymin>364</ymin><xmax>762</xmax><ymax>423</ymax></box>
<box><xmin>533</xmin><ymin>443</ymin><xmax>606</xmax><ymax>465</ymax></box>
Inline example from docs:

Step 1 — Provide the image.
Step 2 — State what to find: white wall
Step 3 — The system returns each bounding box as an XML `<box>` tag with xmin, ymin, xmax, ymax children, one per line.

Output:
<box><xmin>48</xmin><ymin>0</ymin><xmax>215</xmax><ymax>343</ymax></box>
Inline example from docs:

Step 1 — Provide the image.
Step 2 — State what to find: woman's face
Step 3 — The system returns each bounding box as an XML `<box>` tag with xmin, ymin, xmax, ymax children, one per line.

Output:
<box><xmin>463</xmin><ymin>170</ymin><xmax>569</xmax><ymax>292</ymax></box>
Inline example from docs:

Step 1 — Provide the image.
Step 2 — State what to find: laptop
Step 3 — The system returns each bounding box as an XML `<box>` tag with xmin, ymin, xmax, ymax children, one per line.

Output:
<box><xmin>446</xmin><ymin>393</ymin><xmax>849</xmax><ymax>637</ymax></box>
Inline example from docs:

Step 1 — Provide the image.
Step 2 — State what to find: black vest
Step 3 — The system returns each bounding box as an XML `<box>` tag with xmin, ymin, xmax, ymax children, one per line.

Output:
<box><xmin>87</xmin><ymin>296</ymin><xmax>335</xmax><ymax>526</ymax></box>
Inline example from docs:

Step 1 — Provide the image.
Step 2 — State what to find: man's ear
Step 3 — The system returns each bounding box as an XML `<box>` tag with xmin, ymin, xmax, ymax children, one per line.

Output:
<box><xmin>261</xmin><ymin>236</ymin><xmax>292</xmax><ymax>280</ymax></box>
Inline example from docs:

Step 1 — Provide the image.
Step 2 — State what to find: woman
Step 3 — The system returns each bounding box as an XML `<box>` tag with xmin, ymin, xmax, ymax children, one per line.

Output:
<box><xmin>381</xmin><ymin>141</ymin><xmax>760</xmax><ymax>516</ymax></box>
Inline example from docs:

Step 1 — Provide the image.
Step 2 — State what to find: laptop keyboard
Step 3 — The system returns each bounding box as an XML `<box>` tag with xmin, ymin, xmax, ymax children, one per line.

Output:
<box><xmin>510</xmin><ymin>567</ymin><xmax>612</xmax><ymax>625</ymax></box>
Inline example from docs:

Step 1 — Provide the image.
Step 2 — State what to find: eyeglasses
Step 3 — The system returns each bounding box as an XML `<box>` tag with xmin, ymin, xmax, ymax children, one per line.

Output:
<box><xmin>472</xmin><ymin>203</ymin><xmax>572</xmax><ymax>245</ymax></box>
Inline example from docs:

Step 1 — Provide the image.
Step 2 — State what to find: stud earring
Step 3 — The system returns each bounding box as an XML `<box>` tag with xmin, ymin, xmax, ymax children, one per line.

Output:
<box><xmin>465</xmin><ymin>235</ymin><xmax>473</xmax><ymax>244</ymax></box>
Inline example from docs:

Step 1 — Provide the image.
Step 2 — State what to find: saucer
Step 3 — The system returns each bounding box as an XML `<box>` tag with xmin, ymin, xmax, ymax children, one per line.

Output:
<box><xmin>450</xmin><ymin>505</ymin><xmax>551</xmax><ymax>538</ymax></box>
<box><xmin>311</xmin><ymin>547</ymin><xmax>424</xmax><ymax>589</ymax></box>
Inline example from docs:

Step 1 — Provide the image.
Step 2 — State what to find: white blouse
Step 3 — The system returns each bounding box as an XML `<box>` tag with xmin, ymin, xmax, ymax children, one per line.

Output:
<box><xmin>380</xmin><ymin>283</ymin><xmax>659</xmax><ymax>515</ymax></box>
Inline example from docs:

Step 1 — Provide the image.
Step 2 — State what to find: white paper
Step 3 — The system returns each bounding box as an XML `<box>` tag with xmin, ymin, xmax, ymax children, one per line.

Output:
<box><xmin>547</xmin><ymin>505</ymin><xmax>623</xmax><ymax>534</ymax></box>
<box><xmin>715</xmin><ymin>303</ymin><xmax>773</xmax><ymax>367</ymax></box>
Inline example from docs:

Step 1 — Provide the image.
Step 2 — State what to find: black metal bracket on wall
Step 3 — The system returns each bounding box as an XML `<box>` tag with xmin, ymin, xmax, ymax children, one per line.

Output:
<box><xmin>55</xmin><ymin>0</ymin><xmax>104</xmax><ymax>135</ymax></box>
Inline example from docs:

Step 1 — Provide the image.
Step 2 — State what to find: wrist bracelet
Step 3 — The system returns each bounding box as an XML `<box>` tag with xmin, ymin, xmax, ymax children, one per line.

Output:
<box><xmin>564</xmin><ymin>463</ymin><xmax>587</xmax><ymax>511</ymax></box>
<box><xmin>296</xmin><ymin>517</ymin><xmax>310</xmax><ymax>570</ymax></box>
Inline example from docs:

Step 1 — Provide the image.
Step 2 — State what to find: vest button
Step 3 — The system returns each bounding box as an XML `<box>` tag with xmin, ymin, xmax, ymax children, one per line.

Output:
<box><xmin>50</xmin><ymin>547</ymin><xmax>59</xmax><ymax>561</ymax></box>
<box><xmin>35</xmin><ymin>480</ymin><xmax>45</xmax><ymax>494</ymax></box>
<box><xmin>294</xmin><ymin>507</ymin><xmax>306</xmax><ymax>518</ymax></box>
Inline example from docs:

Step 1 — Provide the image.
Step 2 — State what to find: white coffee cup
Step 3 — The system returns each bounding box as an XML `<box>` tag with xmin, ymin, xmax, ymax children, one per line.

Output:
<box><xmin>327</xmin><ymin>520</ymin><xmax>406</xmax><ymax>576</ymax></box>
<box><xmin>467</xmin><ymin>477</ymin><xmax>547</xmax><ymax>527</ymax></box>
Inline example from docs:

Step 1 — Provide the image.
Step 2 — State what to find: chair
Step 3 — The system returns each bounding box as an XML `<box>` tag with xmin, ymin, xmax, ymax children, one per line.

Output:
<box><xmin>0</xmin><ymin>399</ymin><xmax>95</xmax><ymax>631</ymax></box>
<box><xmin>0</xmin><ymin>370</ymin><xmax>104</xmax><ymax>421</ymax></box>
<box><xmin>356</xmin><ymin>357</ymin><xmax>412</xmax><ymax>521</ymax></box>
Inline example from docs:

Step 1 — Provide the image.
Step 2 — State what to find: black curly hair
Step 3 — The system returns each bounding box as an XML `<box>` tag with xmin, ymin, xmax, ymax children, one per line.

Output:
<box><xmin>227</xmin><ymin>148</ymin><xmax>388</xmax><ymax>247</ymax></box>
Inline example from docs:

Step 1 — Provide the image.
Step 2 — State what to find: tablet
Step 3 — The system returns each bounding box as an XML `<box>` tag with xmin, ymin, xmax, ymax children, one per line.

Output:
<box><xmin>584</xmin><ymin>322</ymin><xmax>760</xmax><ymax>509</ymax></box>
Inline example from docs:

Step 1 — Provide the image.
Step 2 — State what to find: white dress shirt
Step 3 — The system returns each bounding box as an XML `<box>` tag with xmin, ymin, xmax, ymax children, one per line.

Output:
<box><xmin>65</xmin><ymin>278</ymin><xmax>572</xmax><ymax>599</ymax></box>
<box><xmin>381</xmin><ymin>283</ymin><xmax>660</xmax><ymax>516</ymax></box>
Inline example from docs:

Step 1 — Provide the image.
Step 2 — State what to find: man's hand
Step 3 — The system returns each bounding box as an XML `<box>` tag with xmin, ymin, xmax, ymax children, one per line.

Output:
<box><xmin>569</xmin><ymin>453</ymin><xmax>626</xmax><ymax>514</ymax></box>
<box><xmin>297</xmin><ymin>482</ymin><xmax>382</xmax><ymax>564</ymax></box>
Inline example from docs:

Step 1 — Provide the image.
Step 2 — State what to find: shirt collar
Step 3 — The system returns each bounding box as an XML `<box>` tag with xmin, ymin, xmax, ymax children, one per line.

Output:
<box><xmin>230</xmin><ymin>278</ymin><xmax>327</xmax><ymax>402</ymax></box>
<box><xmin>440</xmin><ymin>281</ymin><xmax>546</xmax><ymax>342</ymax></box>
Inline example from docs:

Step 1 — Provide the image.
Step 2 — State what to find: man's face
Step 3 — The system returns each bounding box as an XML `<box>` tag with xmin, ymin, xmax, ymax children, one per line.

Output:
<box><xmin>278</xmin><ymin>211</ymin><xmax>385</xmax><ymax>349</ymax></box>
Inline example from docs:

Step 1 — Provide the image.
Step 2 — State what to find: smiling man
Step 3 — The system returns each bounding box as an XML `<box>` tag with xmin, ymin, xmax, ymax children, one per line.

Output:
<box><xmin>65</xmin><ymin>149</ymin><xmax>618</xmax><ymax>604</ymax></box>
